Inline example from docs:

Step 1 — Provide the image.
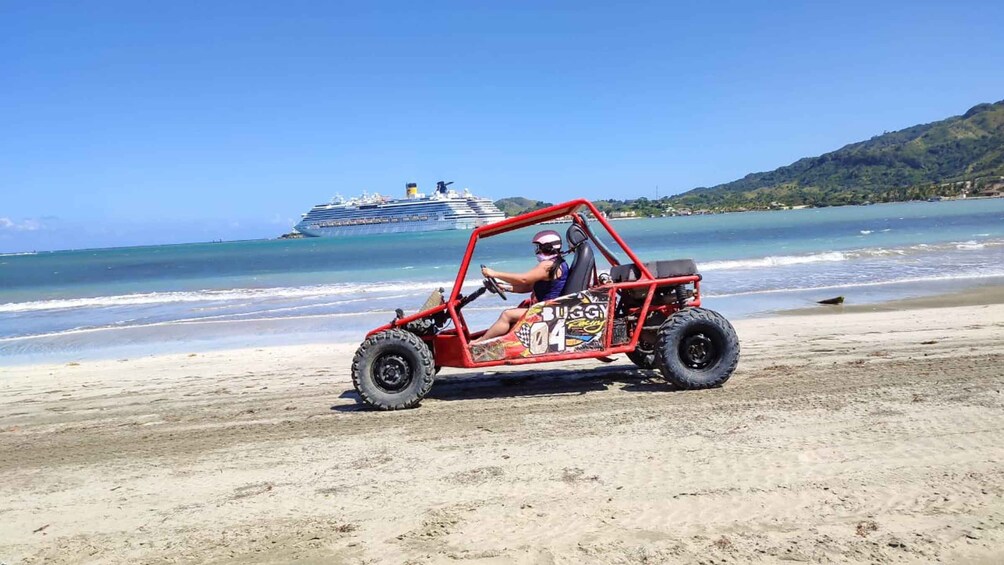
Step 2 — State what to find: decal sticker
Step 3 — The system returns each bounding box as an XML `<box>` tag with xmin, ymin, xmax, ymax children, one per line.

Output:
<box><xmin>470</xmin><ymin>339</ymin><xmax>506</xmax><ymax>363</ymax></box>
<box><xmin>468</xmin><ymin>290</ymin><xmax>610</xmax><ymax>362</ymax></box>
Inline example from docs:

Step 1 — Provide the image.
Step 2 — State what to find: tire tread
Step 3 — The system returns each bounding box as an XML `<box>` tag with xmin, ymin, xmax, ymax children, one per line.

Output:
<box><xmin>655</xmin><ymin>307</ymin><xmax>740</xmax><ymax>389</ymax></box>
<box><xmin>351</xmin><ymin>329</ymin><xmax>436</xmax><ymax>410</ymax></box>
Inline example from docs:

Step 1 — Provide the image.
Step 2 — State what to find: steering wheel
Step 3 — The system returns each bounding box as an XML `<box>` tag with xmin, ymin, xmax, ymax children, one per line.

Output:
<box><xmin>480</xmin><ymin>264</ymin><xmax>508</xmax><ymax>301</ymax></box>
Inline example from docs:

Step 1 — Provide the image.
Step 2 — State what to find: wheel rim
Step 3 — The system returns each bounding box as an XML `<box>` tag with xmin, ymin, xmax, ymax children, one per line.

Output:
<box><xmin>679</xmin><ymin>332</ymin><xmax>718</xmax><ymax>369</ymax></box>
<box><xmin>373</xmin><ymin>354</ymin><xmax>413</xmax><ymax>393</ymax></box>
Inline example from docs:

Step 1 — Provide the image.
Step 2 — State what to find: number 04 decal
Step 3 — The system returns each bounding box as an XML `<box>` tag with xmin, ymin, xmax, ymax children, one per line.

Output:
<box><xmin>550</xmin><ymin>323</ymin><xmax>565</xmax><ymax>351</ymax></box>
<box><xmin>528</xmin><ymin>321</ymin><xmax>566</xmax><ymax>355</ymax></box>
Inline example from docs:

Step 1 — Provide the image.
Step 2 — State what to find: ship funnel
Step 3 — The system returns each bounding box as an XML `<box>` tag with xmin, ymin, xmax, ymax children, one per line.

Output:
<box><xmin>406</xmin><ymin>182</ymin><xmax>418</xmax><ymax>199</ymax></box>
<box><xmin>436</xmin><ymin>181</ymin><xmax>453</xmax><ymax>194</ymax></box>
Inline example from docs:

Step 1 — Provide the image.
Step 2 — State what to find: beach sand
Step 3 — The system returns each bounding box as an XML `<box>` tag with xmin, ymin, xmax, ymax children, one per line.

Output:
<box><xmin>2</xmin><ymin>289</ymin><xmax>1003</xmax><ymax>564</ymax></box>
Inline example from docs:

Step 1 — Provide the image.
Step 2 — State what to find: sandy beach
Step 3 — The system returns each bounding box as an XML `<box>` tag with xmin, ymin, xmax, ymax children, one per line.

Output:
<box><xmin>2</xmin><ymin>289</ymin><xmax>1003</xmax><ymax>564</ymax></box>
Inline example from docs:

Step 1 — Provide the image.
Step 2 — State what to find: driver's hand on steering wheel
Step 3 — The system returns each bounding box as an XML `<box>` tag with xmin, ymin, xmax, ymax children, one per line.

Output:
<box><xmin>498</xmin><ymin>281</ymin><xmax>514</xmax><ymax>292</ymax></box>
<box><xmin>481</xmin><ymin>265</ymin><xmax>495</xmax><ymax>278</ymax></box>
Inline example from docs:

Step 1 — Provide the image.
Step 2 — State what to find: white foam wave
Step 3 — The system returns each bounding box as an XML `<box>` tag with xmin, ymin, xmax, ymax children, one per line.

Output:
<box><xmin>701</xmin><ymin>252</ymin><xmax>848</xmax><ymax>271</ymax></box>
<box><xmin>700</xmin><ymin>239</ymin><xmax>1004</xmax><ymax>272</ymax></box>
<box><xmin>860</xmin><ymin>230</ymin><xmax>873</xmax><ymax>235</ymax></box>
<box><xmin>0</xmin><ymin>310</ymin><xmax>393</xmax><ymax>343</ymax></box>
<box><xmin>0</xmin><ymin>281</ymin><xmax>477</xmax><ymax>314</ymax></box>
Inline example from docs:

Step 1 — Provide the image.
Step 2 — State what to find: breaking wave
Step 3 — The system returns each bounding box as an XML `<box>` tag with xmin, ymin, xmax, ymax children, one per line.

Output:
<box><xmin>699</xmin><ymin>238</ymin><xmax>1002</xmax><ymax>272</ymax></box>
<box><xmin>956</xmin><ymin>241</ymin><xmax>985</xmax><ymax>250</ymax></box>
<box><xmin>0</xmin><ymin>281</ymin><xmax>475</xmax><ymax>313</ymax></box>
<box><xmin>701</xmin><ymin>252</ymin><xmax>848</xmax><ymax>271</ymax></box>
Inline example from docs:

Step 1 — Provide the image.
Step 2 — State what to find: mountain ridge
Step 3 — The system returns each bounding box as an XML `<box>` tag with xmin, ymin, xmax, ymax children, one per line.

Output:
<box><xmin>495</xmin><ymin>100</ymin><xmax>1004</xmax><ymax>215</ymax></box>
<box><xmin>669</xmin><ymin>100</ymin><xmax>1004</xmax><ymax>209</ymax></box>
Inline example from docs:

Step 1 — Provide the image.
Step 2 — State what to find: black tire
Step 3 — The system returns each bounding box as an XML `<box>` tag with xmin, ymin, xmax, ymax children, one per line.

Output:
<box><xmin>626</xmin><ymin>345</ymin><xmax>656</xmax><ymax>370</ymax></box>
<box><xmin>654</xmin><ymin>308</ymin><xmax>739</xmax><ymax>389</ymax></box>
<box><xmin>626</xmin><ymin>314</ymin><xmax>665</xmax><ymax>370</ymax></box>
<box><xmin>352</xmin><ymin>329</ymin><xmax>436</xmax><ymax>410</ymax></box>
<box><xmin>403</xmin><ymin>317</ymin><xmax>436</xmax><ymax>336</ymax></box>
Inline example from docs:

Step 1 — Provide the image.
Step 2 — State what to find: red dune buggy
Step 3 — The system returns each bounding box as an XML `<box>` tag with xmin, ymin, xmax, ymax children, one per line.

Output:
<box><xmin>351</xmin><ymin>199</ymin><xmax>739</xmax><ymax>410</ymax></box>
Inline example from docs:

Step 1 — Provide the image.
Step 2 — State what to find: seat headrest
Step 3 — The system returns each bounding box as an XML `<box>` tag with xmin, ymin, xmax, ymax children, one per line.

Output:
<box><xmin>566</xmin><ymin>224</ymin><xmax>589</xmax><ymax>248</ymax></box>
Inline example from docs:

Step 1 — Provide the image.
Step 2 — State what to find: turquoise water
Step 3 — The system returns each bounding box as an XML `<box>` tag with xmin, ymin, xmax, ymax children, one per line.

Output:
<box><xmin>2</xmin><ymin>199</ymin><xmax>1003</xmax><ymax>362</ymax></box>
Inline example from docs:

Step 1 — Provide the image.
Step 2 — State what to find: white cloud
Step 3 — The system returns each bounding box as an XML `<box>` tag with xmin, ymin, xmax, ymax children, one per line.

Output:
<box><xmin>0</xmin><ymin>217</ymin><xmax>44</xmax><ymax>231</ymax></box>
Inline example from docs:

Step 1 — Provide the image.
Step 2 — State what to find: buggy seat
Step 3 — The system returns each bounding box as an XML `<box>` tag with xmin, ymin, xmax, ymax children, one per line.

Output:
<box><xmin>563</xmin><ymin>224</ymin><xmax>596</xmax><ymax>293</ymax></box>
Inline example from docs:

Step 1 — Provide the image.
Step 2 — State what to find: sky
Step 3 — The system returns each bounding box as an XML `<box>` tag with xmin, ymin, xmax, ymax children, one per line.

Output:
<box><xmin>2</xmin><ymin>0</ymin><xmax>1003</xmax><ymax>252</ymax></box>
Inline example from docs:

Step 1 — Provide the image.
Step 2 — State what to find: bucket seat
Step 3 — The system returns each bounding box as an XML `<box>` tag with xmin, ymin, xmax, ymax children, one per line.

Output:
<box><xmin>563</xmin><ymin>224</ymin><xmax>596</xmax><ymax>294</ymax></box>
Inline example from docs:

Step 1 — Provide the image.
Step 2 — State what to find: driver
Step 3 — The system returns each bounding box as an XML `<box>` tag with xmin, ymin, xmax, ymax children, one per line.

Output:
<box><xmin>472</xmin><ymin>230</ymin><xmax>569</xmax><ymax>343</ymax></box>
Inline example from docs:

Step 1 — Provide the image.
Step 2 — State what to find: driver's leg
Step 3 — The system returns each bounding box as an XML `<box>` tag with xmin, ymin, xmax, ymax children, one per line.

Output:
<box><xmin>473</xmin><ymin>308</ymin><xmax>527</xmax><ymax>343</ymax></box>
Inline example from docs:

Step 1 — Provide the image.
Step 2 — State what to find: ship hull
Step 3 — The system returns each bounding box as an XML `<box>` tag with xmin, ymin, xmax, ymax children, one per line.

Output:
<box><xmin>295</xmin><ymin>217</ymin><xmax>477</xmax><ymax>237</ymax></box>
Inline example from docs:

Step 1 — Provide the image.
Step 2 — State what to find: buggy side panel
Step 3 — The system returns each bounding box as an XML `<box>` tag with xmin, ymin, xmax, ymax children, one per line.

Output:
<box><xmin>469</xmin><ymin>290</ymin><xmax>611</xmax><ymax>362</ymax></box>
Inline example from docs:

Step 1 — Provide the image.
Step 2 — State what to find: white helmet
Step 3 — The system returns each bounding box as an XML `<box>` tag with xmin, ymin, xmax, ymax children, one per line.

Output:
<box><xmin>532</xmin><ymin>229</ymin><xmax>562</xmax><ymax>259</ymax></box>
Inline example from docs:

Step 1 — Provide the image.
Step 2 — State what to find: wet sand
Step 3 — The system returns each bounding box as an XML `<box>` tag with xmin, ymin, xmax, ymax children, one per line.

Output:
<box><xmin>783</xmin><ymin>282</ymin><xmax>1004</xmax><ymax>314</ymax></box>
<box><xmin>2</xmin><ymin>291</ymin><xmax>1003</xmax><ymax>563</ymax></box>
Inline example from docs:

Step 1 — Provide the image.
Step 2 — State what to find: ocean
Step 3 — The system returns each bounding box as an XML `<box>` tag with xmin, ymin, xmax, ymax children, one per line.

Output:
<box><xmin>2</xmin><ymin>199</ymin><xmax>1003</xmax><ymax>363</ymax></box>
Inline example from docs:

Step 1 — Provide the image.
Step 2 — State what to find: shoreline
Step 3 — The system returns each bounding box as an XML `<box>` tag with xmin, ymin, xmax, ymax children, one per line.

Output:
<box><xmin>4</xmin><ymin>279</ymin><xmax>1003</xmax><ymax>367</ymax></box>
<box><xmin>779</xmin><ymin>279</ymin><xmax>1004</xmax><ymax>315</ymax></box>
<box><xmin>4</xmin><ymin>281</ymin><xmax>1001</xmax><ymax>376</ymax></box>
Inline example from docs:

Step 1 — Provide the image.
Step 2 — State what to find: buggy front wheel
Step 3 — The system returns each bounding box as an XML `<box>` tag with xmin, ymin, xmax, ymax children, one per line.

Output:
<box><xmin>352</xmin><ymin>329</ymin><xmax>436</xmax><ymax>410</ymax></box>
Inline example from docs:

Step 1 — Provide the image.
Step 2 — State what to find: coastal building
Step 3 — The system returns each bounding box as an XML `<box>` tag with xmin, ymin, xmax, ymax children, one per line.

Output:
<box><xmin>609</xmin><ymin>210</ymin><xmax>637</xmax><ymax>219</ymax></box>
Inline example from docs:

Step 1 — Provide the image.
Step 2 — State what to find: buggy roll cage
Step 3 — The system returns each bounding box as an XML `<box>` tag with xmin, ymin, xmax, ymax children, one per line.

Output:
<box><xmin>366</xmin><ymin>199</ymin><xmax>703</xmax><ymax>368</ymax></box>
<box><xmin>448</xmin><ymin>199</ymin><xmax>653</xmax><ymax>302</ymax></box>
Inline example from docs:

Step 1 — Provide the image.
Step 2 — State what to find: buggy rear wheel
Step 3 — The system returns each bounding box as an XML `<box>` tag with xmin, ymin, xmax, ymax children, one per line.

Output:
<box><xmin>654</xmin><ymin>308</ymin><xmax>739</xmax><ymax>389</ymax></box>
<box><xmin>352</xmin><ymin>329</ymin><xmax>436</xmax><ymax>410</ymax></box>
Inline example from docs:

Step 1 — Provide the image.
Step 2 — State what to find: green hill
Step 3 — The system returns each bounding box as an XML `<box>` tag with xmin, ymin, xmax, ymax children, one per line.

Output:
<box><xmin>670</xmin><ymin>100</ymin><xmax>1004</xmax><ymax>209</ymax></box>
<box><xmin>493</xmin><ymin>197</ymin><xmax>552</xmax><ymax>217</ymax></box>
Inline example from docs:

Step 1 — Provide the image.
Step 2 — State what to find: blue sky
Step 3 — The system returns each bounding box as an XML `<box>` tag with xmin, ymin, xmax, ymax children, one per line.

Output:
<box><xmin>2</xmin><ymin>0</ymin><xmax>1003</xmax><ymax>251</ymax></box>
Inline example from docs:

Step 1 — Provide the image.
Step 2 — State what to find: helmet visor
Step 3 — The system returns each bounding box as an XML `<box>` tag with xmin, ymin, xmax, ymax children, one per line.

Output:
<box><xmin>533</xmin><ymin>242</ymin><xmax>559</xmax><ymax>255</ymax></box>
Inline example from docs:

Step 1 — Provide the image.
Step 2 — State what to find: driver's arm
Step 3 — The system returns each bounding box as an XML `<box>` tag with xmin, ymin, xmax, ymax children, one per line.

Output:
<box><xmin>483</xmin><ymin>262</ymin><xmax>552</xmax><ymax>288</ymax></box>
<box><xmin>509</xmin><ymin>282</ymin><xmax>533</xmax><ymax>293</ymax></box>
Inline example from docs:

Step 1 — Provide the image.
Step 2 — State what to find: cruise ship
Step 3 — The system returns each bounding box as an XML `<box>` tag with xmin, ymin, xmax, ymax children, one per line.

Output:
<box><xmin>293</xmin><ymin>182</ymin><xmax>506</xmax><ymax>237</ymax></box>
